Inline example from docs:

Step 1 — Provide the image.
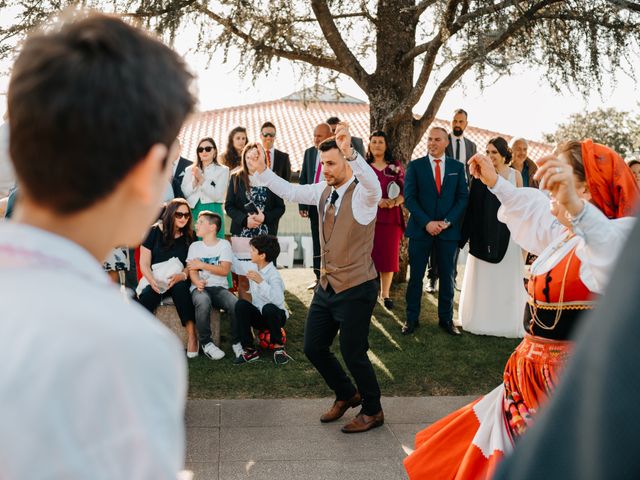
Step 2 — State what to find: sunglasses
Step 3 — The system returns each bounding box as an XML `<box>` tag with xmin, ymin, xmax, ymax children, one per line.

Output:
<box><xmin>197</xmin><ymin>146</ymin><xmax>215</xmax><ymax>153</ymax></box>
<box><xmin>174</xmin><ymin>211</ymin><xmax>191</xmax><ymax>219</ymax></box>
<box><xmin>261</xmin><ymin>132</ymin><xmax>276</xmax><ymax>138</ymax></box>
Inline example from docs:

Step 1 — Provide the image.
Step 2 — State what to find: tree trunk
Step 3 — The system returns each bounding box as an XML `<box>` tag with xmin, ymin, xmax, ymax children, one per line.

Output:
<box><xmin>366</xmin><ymin>1</ymin><xmax>422</xmax><ymax>283</ymax></box>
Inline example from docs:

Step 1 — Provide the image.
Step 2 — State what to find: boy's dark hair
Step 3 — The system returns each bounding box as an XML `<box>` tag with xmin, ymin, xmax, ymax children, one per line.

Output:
<box><xmin>8</xmin><ymin>13</ymin><xmax>194</xmax><ymax>213</ymax></box>
<box><xmin>249</xmin><ymin>235</ymin><xmax>280</xmax><ymax>263</ymax></box>
<box><xmin>198</xmin><ymin>210</ymin><xmax>222</xmax><ymax>232</ymax></box>
<box><xmin>318</xmin><ymin>137</ymin><xmax>340</xmax><ymax>153</ymax></box>
<box><xmin>260</xmin><ymin>121</ymin><xmax>276</xmax><ymax>133</ymax></box>
<box><xmin>325</xmin><ymin>116</ymin><xmax>341</xmax><ymax>125</ymax></box>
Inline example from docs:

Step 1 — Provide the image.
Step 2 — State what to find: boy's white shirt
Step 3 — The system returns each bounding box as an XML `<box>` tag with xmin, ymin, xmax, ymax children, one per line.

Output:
<box><xmin>247</xmin><ymin>261</ymin><xmax>289</xmax><ymax>318</ymax></box>
<box><xmin>186</xmin><ymin>238</ymin><xmax>233</xmax><ymax>289</ymax></box>
<box><xmin>0</xmin><ymin>222</ymin><xmax>186</xmax><ymax>479</ymax></box>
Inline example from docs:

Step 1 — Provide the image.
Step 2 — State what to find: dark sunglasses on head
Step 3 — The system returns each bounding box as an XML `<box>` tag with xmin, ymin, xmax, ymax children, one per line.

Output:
<box><xmin>174</xmin><ymin>211</ymin><xmax>191</xmax><ymax>219</ymax></box>
<box><xmin>197</xmin><ymin>146</ymin><xmax>215</xmax><ymax>153</ymax></box>
<box><xmin>261</xmin><ymin>132</ymin><xmax>276</xmax><ymax>138</ymax></box>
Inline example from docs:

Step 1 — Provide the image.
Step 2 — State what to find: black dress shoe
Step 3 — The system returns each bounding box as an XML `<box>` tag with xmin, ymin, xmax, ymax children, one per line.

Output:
<box><xmin>383</xmin><ymin>298</ymin><xmax>394</xmax><ymax>310</ymax></box>
<box><xmin>439</xmin><ymin>323</ymin><xmax>462</xmax><ymax>336</ymax></box>
<box><xmin>402</xmin><ymin>323</ymin><xmax>418</xmax><ymax>335</ymax></box>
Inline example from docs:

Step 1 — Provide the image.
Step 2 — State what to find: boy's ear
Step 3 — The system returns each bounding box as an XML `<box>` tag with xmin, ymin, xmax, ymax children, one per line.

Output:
<box><xmin>124</xmin><ymin>143</ymin><xmax>169</xmax><ymax>204</ymax></box>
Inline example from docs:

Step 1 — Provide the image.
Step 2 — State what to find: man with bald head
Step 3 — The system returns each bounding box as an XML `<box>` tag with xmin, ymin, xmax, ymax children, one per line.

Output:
<box><xmin>510</xmin><ymin>137</ymin><xmax>539</xmax><ymax>188</ymax></box>
<box><xmin>299</xmin><ymin>122</ymin><xmax>333</xmax><ymax>287</ymax></box>
<box><xmin>404</xmin><ymin>126</ymin><xmax>469</xmax><ymax>336</ymax></box>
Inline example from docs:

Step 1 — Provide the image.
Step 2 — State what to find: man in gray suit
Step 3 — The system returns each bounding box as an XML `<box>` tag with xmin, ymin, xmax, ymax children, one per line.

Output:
<box><xmin>326</xmin><ymin>116</ymin><xmax>365</xmax><ymax>157</ymax></box>
<box><xmin>427</xmin><ymin>109</ymin><xmax>477</xmax><ymax>293</ymax></box>
<box><xmin>299</xmin><ymin>123</ymin><xmax>333</xmax><ymax>289</ymax></box>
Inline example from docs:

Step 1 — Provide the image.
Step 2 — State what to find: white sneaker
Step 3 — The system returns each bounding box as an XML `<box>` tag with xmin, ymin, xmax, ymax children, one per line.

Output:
<box><xmin>232</xmin><ymin>342</ymin><xmax>243</xmax><ymax>358</ymax></box>
<box><xmin>203</xmin><ymin>342</ymin><xmax>225</xmax><ymax>360</ymax></box>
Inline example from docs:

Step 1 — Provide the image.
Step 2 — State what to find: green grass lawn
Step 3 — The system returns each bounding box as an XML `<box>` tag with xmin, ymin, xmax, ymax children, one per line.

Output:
<box><xmin>188</xmin><ymin>268</ymin><xmax>520</xmax><ymax>399</ymax></box>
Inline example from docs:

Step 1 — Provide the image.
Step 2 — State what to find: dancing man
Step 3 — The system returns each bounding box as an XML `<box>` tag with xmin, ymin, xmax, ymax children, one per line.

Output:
<box><xmin>249</xmin><ymin>123</ymin><xmax>384</xmax><ymax>433</ymax></box>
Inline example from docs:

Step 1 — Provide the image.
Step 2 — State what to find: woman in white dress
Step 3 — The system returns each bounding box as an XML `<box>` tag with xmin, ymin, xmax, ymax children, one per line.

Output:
<box><xmin>458</xmin><ymin>136</ymin><xmax>527</xmax><ymax>337</ymax></box>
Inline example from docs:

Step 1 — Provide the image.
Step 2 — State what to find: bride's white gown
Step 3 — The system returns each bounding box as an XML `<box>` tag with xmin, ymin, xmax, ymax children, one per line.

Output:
<box><xmin>458</xmin><ymin>169</ymin><xmax>527</xmax><ymax>338</ymax></box>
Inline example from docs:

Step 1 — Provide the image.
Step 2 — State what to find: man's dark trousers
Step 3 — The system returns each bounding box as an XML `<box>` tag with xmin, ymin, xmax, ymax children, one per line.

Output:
<box><xmin>406</xmin><ymin>236</ymin><xmax>457</xmax><ymax>327</ymax></box>
<box><xmin>303</xmin><ymin>278</ymin><xmax>381</xmax><ymax>415</ymax></box>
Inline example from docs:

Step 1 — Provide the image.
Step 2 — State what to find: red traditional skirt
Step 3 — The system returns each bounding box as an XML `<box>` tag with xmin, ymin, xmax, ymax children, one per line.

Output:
<box><xmin>404</xmin><ymin>334</ymin><xmax>572</xmax><ymax>479</ymax></box>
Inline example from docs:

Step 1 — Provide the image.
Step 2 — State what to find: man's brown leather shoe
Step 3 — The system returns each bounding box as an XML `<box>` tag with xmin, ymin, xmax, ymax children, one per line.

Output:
<box><xmin>319</xmin><ymin>392</ymin><xmax>362</xmax><ymax>423</ymax></box>
<box><xmin>341</xmin><ymin>410</ymin><xmax>384</xmax><ymax>433</ymax></box>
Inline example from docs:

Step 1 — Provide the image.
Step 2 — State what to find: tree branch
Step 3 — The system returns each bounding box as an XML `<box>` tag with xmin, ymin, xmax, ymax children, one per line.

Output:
<box><xmin>192</xmin><ymin>2</ymin><xmax>346</xmax><ymax>74</ymax></box>
<box><xmin>412</xmin><ymin>0</ymin><xmax>439</xmax><ymax>19</ymax></box>
<box><xmin>310</xmin><ymin>0</ymin><xmax>370</xmax><ymax>88</ymax></box>
<box><xmin>415</xmin><ymin>0</ymin><xmax>561</xmax><ymax>136</ymax></box>
<box><xmin>387</xmin><ymin>0</ymin><xmax>460</xmax><ymax>125</ymax></box>
<box><xmin>533</xmin><ymin>13</ymin><xmax>639</xmax><ymax>29</ymax></box>
<box><xmin>292</xmin><ymin>12</ymin><xmax>374</xmax><ymax>23</ymax></box>
<box><xmin>606</xmin><ymin>0</ymin><xmax>640</xmax><ymax>12</ymax></box>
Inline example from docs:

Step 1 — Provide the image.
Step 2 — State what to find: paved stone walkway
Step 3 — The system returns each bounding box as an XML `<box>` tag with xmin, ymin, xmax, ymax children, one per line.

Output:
<box><xmin>184</xmin><ymin>395</ymin><xmax>475</xmax><ymax>479</ymax></box>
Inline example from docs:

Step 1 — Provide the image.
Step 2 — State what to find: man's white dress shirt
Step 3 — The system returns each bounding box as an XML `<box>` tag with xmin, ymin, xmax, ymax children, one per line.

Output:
<box><xmin>252</xmin><ymin>152</ymin><xmax>381</xmax><ymax>225</ymax></box>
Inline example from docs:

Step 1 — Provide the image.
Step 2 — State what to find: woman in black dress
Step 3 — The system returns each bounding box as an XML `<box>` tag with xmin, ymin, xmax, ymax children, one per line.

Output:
<box><xmin>138</xmin><ymin>198</ymin><xmax>197</xmax><ymax>356</ymax></box>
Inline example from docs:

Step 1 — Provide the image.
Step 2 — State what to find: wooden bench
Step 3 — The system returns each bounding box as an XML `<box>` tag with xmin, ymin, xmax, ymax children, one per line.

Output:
<box><xmin>155</xmin><ymin>304</ymin><xmax>221</xmax><ymax>347</ymax></box>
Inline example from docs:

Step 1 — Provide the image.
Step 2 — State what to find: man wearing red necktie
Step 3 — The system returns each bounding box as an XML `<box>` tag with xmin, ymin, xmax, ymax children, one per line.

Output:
<box><xmin>403</xmin><ymin>126</ymin><xmax>469</xmax><ymax>336</ymax></box>
<box><xmin>259</xmin><ymin>121</ymin><xmax>291</xmax><ymax>234</ymax></box>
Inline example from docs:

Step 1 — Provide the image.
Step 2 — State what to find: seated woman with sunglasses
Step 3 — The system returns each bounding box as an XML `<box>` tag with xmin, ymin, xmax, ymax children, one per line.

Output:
<box><xmin>138</xmin><ymin>198</ymin><xmax>198</xmax><ymax>357</ymax></box>
<box><xmin>182</xmin><ymin>137</ymin><xmax>229</xmax><ymax>238</ymax></box>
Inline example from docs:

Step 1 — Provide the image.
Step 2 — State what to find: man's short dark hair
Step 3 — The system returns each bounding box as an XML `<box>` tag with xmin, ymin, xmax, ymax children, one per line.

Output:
<box><xmin>8</xmin><ymin>13</ymin><xmax>194</xmax><ymax>213</ymax></box>
<box><xmin>318</xmin><ymin>137</ymin><xmax>339</xmax><ymax>152</ymax></box>
<box><xmin>198</xmin><ymin>210</ymin><xmax>222</xmax><ymax>232</ymax></box>
<box><xmin>326</xmin><ymin>116</ymin><xmax>341</xmax><ymax>125</ymax></box>
<box><xmin>453</xmin><ymin>108</ymin><xmax>468</xmax><ymax>118</ymax></box>
<box><xmin>249</xmin><ymin>235</ymin><xmax>280</xmax><ymax>263</ymax></box>
<box><xmin>260</xmin><ymin>121</ymin><xmax>276</xmax><ymax>133</ymax></box>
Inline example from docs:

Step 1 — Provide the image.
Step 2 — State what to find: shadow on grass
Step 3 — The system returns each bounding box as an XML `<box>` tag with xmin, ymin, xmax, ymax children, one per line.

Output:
<box><xmin>188</xmin><ymin>268</ymin><xmax>520</xmax><ymax>399</ymax></box>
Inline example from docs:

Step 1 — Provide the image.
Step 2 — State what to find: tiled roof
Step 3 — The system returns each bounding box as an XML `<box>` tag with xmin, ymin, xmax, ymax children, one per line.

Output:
<box><xmin>179</xmin><ymin>98</ymin><xmax>553</xmax><ymax>172</ymax></box>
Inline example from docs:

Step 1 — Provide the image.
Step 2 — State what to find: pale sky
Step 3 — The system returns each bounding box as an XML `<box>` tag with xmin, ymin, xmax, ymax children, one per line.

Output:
<box><xmin>0</xmin><ymin>15</ymin><xmax>636</xmax><ymax>142</ymax></box>
<box><xmin>186</xmin><ymin>46</ymin><xmax>636</xmax><ymax>143</ymax></box>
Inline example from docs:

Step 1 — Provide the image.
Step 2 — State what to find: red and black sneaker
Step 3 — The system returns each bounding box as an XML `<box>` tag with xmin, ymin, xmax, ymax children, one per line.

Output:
<box><xmin>233</xmin><ymin>348</ymin><xmax>259</xmax><ymax>365</ymax></box>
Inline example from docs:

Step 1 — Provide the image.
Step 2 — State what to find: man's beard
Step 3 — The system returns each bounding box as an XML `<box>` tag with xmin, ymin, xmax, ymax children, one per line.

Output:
<box><xmin>452</xmin><ymin>127</ymin><xmax>464</xmax><ymax>136</ymax></box>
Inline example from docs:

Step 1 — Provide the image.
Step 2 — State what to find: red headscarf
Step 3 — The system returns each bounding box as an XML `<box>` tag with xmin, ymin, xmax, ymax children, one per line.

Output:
<box><xmin>581</xmin><ymin>139</ymin><xmax>640</xmax><ymax>219</ymax></box>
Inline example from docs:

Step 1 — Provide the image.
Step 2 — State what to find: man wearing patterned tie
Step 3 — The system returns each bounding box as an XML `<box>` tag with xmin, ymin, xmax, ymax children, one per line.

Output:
<box><xmin>249</xmin><ymin>122</ymin><xmax>385</xmax><ymax>434</ymax></box>
<box><xmin>404</xmin><ymin>127</ymin><xmax>469</xmax><ymax>336</ymax></box>
<box><xmin>299</xmin><ymin>122</ymin><xmax>333</xmax><ymax>288</ymax></box>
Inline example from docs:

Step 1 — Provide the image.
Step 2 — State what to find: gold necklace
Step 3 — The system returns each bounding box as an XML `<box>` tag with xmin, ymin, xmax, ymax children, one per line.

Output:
<box><xmin>529</xmin><ymin>242</ymin><xmax>576</xmax><ymax>331</ymax></box>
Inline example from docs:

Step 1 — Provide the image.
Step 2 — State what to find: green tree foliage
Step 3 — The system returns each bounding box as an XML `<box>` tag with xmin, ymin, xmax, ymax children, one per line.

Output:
<box><xmin>1</xmin><ymin>1</ymin><xmax>640</xmax><ymax>163</ymax></box>
<box><xmin>544</xmin><ymin>107</ymin><xmax>640</xmax><ymax>158</ymax></box>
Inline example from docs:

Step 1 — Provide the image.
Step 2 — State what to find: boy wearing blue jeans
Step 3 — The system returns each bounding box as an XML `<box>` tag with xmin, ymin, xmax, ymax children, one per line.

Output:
<box><xmin>234</xmin><ymin>235</ymin><xmax>290</xmax><ymax>365</ymax></box>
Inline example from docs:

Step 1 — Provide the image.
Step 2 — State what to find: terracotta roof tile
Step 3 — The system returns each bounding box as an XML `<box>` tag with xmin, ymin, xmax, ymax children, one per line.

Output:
<box><xmin>180</xmin><ymin>99</ymin><xmax>553</xmax><ymax>172</ymax></box>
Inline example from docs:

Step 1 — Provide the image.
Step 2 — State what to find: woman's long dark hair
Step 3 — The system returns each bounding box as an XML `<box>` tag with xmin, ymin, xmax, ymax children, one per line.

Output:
<box><xmin>196</xmin><ymin>137</ymin><xmax>218</xmax><ymax>170</ymax></box>
<box><xmin>232</xmin><ymin>142</ymin><xmax>262</xmax><ymax>193</ymax></box>
<box><xmin>222</xmin><ymin>126</ymin><xmax>247</xmax><ymax>170</ymax></box>
<box><xmin>365</xmin><ymin>130</ymin><xmax>394</xmax><ymax>165</ymax></box>
<box><xmin>160</xmin><ymin>198</ymin><xmax>194</xmax><ymax>248</ymax></box>
<box><xmin>487</xmin><ymin>136</ymin><xmax>512</xmax><ymax>164</ymax></box>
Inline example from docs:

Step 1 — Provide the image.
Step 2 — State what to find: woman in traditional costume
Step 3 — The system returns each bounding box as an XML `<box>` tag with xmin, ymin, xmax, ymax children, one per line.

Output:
<box><xmin>404</xmin><ymin>139</ymin><xmax>639</xmax><ymax>480</ymax></box>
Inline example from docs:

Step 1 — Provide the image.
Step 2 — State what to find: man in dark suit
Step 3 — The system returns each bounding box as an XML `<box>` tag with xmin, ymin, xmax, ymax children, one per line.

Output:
<box><xmin>404</xmin><ymin>126</ymin><xmax>469</xmax><ymax>336</ymax></box>
<box><xmin>260</xmin><ymin>121</ymin><xmax>292</xmax><ymax>182</ymax></box>
<box><xmin>299</xmin><ymin>122</ymin><xmax>333</xmax><ymax>288</ymax></box>
<box><xmin>427</xmin><ymin>108</ymin><xmax>477</xmax><ymax>293</ymax></box>
<box><xmin>326</xmin><ymin>116</ymin><xmax>365</xmax><ymax>157</ymax></box>
<box><xmin>170</xmin><ymin>139</ymin><xmax>192</xmax><ymax>199</ymax></box>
